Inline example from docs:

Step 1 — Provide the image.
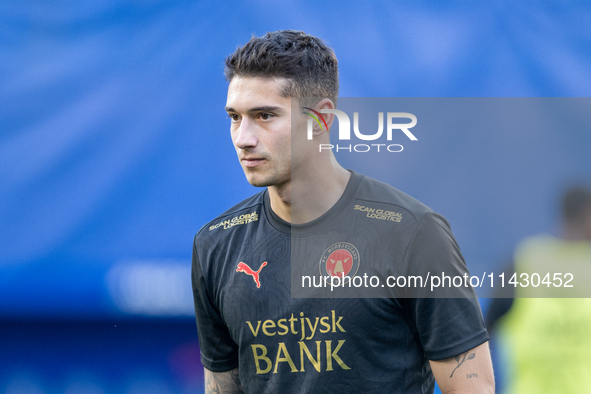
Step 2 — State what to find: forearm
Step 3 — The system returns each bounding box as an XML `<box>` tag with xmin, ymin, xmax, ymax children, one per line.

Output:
<box><xmin>429</xmin><ymin>341</ymin><xmax>495</xmax><ymax>394</ymax></box>
<box><xmin>204</xmin><ymin>367</ymin><xmax>244</xmax><ymax>394</ymax></box>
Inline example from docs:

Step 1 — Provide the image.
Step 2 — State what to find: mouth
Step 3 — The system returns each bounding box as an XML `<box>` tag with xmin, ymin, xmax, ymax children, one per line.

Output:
<box><xmin>241</xmin><ymin>157</ymin><xmax>267</xmax><ymax>168</ymax></box>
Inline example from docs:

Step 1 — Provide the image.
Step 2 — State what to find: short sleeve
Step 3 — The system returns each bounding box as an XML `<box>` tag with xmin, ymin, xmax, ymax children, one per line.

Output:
<box><xmin>402</xmin><ymin>212</ymin><xmax>489</xmax><ymax>360</ymax></box>
<box><xmin>192</xmin><ymin>238</ymin><xmax>239</xmax><ymax>371</ymax></box>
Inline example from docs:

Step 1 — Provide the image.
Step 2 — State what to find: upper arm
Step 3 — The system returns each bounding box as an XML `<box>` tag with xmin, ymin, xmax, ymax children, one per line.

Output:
<box><xmin>192</xmin><ymin>240</ymin><xmax>239</xmax><ymax>370</ymax></box>
<box><xmin>204</xmin><ymin>367</ymin><xmax>244</xmax><ymax>394</ymax></box>
<box><xmin>403</xmin><ymin>214</ymin><xmax>494</xmax><ymax>392</ymax></box>
<box><xmin>429</xmin><ymin>341</ymin><xmax>495</xmax><ymax>394</ymax></box>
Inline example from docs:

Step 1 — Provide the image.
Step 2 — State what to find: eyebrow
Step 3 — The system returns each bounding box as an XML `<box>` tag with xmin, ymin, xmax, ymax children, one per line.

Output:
<box><xmin>225</xmin><ymin>106</ymin><xmax>283</xmax><ymax>114</ymax></box>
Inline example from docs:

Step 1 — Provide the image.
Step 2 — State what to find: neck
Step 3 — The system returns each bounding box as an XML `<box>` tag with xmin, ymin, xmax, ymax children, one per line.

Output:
<box><xmin>268</xmin><ymin>155</ymin><xmax>351</xmax><ymax>224</ymax></box>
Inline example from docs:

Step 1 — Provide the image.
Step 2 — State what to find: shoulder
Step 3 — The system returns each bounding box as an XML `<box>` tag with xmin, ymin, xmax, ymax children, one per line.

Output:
<box><xmin>354</xmin><ymin>173</ymin><xmax>435</xmax><ymax>226</ymax></box>
<box><xmin>194</xmin><ymin>190</ymin><xmax>266</xmax><ymax>244</ymax></box>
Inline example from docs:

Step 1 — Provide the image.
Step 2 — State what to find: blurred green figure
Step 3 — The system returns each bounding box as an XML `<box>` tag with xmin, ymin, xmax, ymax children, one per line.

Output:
<box><xmin>487</xmin><ymin>186</ymin><xmax>591</xmax><ymax>393</ymax></box>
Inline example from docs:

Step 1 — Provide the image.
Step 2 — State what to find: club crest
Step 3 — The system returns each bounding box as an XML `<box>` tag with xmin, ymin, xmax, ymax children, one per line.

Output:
<box><xmin>319</xmin><ymin>242</ymin><xmax>360</xmax><ymax>284</ymax></box>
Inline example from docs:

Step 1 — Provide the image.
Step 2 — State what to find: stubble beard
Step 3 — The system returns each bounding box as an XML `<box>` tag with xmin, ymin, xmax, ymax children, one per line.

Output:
<box><xmin>244</xmin><ymin>165</ymin><xmax>290</xmax><ymax>188</ymax></box>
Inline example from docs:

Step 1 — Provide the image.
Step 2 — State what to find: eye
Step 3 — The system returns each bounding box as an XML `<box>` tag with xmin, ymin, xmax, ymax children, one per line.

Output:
<box><xmin>259</xmin><ymin>113</ymin><xmax>271</xmax><ymax>120</ymax></box>
<box><xmin>227</xmin><ymin>113</ymin><xmax>240</xmax><ymax>122</ymax></box>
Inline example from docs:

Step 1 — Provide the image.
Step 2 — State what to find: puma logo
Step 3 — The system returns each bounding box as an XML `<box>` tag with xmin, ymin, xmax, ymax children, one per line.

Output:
<box><xmin>236</xmin><ymin>261</ymin><xmax>268</xmax><ymax>288</ymax></box>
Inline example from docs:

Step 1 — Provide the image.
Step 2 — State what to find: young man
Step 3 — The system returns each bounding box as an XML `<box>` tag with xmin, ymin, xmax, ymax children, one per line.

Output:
<box><xmin>192</xmin><ymin>30</ymin><xmax>494</xmax><ymax>393</ymax></box>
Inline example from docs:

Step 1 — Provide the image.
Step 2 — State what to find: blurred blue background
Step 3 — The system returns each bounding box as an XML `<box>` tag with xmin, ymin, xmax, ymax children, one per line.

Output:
<box><xmin>1</xmin><ymin>1</ymin><xmax>590</xmax><ymax>393</ymax></box>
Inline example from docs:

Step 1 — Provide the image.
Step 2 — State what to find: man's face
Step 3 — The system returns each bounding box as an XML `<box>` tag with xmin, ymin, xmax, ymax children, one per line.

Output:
<box><xmin>225</xmin><ymin>76</ymin><xmax>295</xmax><ymax>188</ymax></box>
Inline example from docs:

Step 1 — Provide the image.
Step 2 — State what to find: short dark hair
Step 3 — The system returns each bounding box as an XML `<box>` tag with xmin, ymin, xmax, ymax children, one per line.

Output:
<box><xmin>562</xmin><ymin>186</ymin><xmax>591</xmax><ymax>224</ymax></box>
<box><xmin>224</xmin><ymin>30</ymin><xmax>339</xmax><ymax>106</ymax></box>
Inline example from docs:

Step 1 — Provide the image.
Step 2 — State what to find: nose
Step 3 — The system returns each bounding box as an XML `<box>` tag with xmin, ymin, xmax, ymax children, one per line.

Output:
<box><xmin>233</xmin><ymin>117</ymin><xmax>258</xmax><ymax>150</ymax></box>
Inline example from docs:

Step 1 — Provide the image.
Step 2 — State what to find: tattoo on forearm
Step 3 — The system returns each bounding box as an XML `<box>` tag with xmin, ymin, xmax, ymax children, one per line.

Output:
<box><xmin>450</xmin><ymin>351</ymin><xmax>476</xmax><ymax>378</ymax></box>
<box><xmin>205</xmin><ymin>368</ymin><xmax>244</xmax><ymax>394</ymax></box>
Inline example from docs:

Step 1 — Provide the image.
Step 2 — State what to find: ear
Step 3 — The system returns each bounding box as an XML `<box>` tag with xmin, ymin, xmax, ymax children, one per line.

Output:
<box><xmin>311</xmin><ymin>98</ymin><xmax>335</xmax><ymax>137</ymax></box>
